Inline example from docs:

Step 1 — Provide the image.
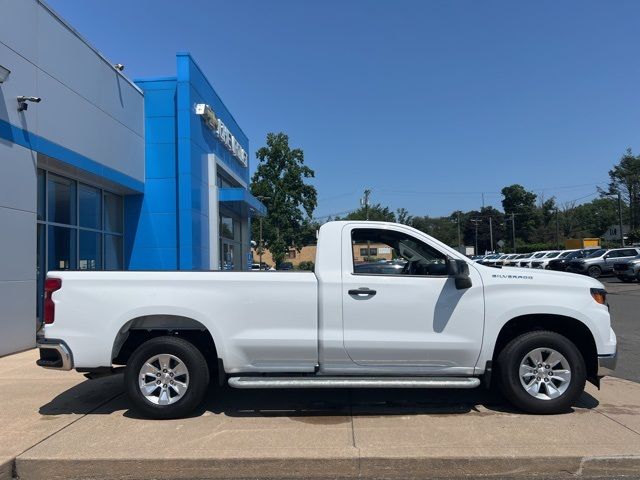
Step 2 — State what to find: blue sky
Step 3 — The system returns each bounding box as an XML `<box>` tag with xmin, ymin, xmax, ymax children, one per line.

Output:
<box><xmin>48</xmin><ymin>0</ymin><xmax>640</xmax><ymax>218</ymax></box>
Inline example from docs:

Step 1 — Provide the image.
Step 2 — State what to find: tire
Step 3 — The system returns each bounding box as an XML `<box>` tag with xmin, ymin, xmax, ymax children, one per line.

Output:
<box><xmin>587</xmin><ymin>266</ymin><xmax>602</xmax><ymax>278</ymax></box>
<box><xmin>497</xmin><ymin>330</ymin><xmax>586</xmax><ymax>414</ymax></box>
<box><xmin>125</xmin><ymin>336</ymin><xmax>209</xmax><ymax>419</ymax></box>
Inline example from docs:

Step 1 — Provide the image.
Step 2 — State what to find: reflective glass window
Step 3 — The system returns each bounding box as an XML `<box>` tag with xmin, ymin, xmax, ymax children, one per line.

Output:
<box><xmin>47</xmin><ymin>174</ymin><xmax>76</xmax><ymax>225</ymax></box>
<box><xmin>104</xmin><ymin>192</ymin><xmax>123</xmax><ymax>233</ymax></box>
<box><xmin>79</xmin><ymin>184</ymin><xmax>101</xmax><ymax>229</ymax></box>
<box><xmin>48</xmin><ymin>226</ymin><xmax>76</xmax><ymax>270</ymax></box>
<box><xmin>79</xmin><ymin>230</ymin><xmax>102</xmax><ymax>270</ymax></box>
<box><xmin>105</xmin><ymin>234</ymin><xmax>123</xmax><ymax>270</ymax></box>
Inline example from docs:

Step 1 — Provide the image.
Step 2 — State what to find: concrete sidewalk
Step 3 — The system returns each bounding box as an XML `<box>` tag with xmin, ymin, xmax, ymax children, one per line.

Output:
<box><xmin>2</xmin><ymin>350</ymin><xmax>640</xmax><ymax>479</ymax></box>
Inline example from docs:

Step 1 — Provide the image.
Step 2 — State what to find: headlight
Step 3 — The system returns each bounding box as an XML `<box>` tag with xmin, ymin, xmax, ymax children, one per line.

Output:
<box><xmin>590</xmin><ymin>288</ymin><xmax>607</xmax><ymax>305</ymax></box>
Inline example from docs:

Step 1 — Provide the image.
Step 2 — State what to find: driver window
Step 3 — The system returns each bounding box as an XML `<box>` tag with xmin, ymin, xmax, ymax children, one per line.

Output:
<box><xmin>351</xmin><ymin>228</ymin><xmax>447</xmax><ymax>276</ymax></box>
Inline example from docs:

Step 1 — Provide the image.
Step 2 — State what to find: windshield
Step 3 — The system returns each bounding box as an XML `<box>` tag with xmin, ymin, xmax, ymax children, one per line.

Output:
<box><xmin>533</xmin><ymin>252</ymin><xmax>547</xmax><ymax>258</ymax></box>
<box><xmin>558</xmin><ymin>251</ymin><xmax>572</xmax><ymax>258</ymax></box>
<box><xmin>520</xmin><ymin>253</ymin><xmax>533</xmax><ymax>258</ymax></box>
<box><xmin>586</xmin><ymin>249</ymin><xmax>606</xmax><ymax>258</ymax></box>
<box><xmin>544</xmin><ymin>251</ymin><xmax>560</xmax><ymax>258</ymax></box>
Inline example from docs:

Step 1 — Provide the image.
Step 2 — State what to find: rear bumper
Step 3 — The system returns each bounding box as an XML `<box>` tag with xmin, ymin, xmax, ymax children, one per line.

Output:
<box><xmin>597</xmin><ymin>349</ymin><xmax>617</xmax><ymax>376</ymax></box>
<box><xmin>36</xmin><ymin>339</ymin><xmax>74</xmax><ymax>371</ymax></box>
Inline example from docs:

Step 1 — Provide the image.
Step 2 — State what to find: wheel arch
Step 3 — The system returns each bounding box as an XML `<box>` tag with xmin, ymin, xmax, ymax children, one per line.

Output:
<box><xmin>492</xmin><ymin>314</ymin><xmax>598</xmax><ymax>384</ymax></box>
<box><xmin>111</xmin><ymin>314</ymin><xmax>224</xmax><ymax>384</ymax></box>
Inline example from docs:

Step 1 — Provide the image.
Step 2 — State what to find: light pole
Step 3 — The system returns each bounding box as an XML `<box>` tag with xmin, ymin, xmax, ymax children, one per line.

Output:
<box><xmin>470</xmin><ymin>218</ymin><xmax>481</xmax><ymax>255</ymax></box>
<box><xmin>505</xmin><ymin>213</ymin><xmax>516</xmax><ymax>253</ymax></box>
<box><xmin>617</xmin><ymin>191</ymin><xmax>624</xmax><ymax>247</ymax></box>
<box><xmin>489</xmin><ymin>217</ymin><xmax>494</xmax><ymax>252</ymax></box>
<box><xmin>457</xmin><ymin>213</ymin><xmax>462</xmax><ymax>248</ymax></box>
<box><xmin>555</xmin><ymin>208</ymin><xmax>560</xmax><ymax>249</ymax></box>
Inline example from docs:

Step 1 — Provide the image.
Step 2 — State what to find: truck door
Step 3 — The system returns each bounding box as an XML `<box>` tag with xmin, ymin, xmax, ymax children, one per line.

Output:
<box><xmin>341</xmin><ymin>225</ymin><xmax>484</xmax><ymax>373</ymax></box>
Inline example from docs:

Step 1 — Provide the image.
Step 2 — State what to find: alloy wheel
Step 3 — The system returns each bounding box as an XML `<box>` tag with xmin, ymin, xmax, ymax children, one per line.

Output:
<box><xmin>138</xmin><ymin>353</ymin><xmax>189</xmax><ymax>405</ymax></box>
<box><xmin>519</xmin><ymin>347</ymin><xmax>571</xmax><ymax>400</ymax></box>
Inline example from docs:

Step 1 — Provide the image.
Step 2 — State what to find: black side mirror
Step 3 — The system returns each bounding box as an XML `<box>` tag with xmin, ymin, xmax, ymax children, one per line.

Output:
<box><xmin>447</xmin><ymin>258</ymin><xmax>472</xmax><ymax>290</ymax></box>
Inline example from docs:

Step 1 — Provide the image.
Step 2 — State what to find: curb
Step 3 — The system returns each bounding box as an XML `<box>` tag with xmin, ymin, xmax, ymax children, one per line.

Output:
<box><xmin>13</xmin><ymin>454</ymin><xmax>640</xmax><ymax>479</ymax></box>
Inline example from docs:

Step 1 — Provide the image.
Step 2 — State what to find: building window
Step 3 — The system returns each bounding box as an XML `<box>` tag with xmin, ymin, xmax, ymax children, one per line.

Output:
<box><xmin>359</xmin><ymin>247</ymin><xmax>378</xmax><ymax>257</ymax></box>
<box><xmin>36</xmin><ymin>169</ymin><xmax>125</xmax><ymax>322</ymax></box>
<box><xmin>219</xmin><ymin>209</ymin><xmax>242</xmax><ymax>271</ymax></box>
<box><xmin>287</xmin><ymin>249</ymin><xmax>297</xmax><ymax>259</ymax></box>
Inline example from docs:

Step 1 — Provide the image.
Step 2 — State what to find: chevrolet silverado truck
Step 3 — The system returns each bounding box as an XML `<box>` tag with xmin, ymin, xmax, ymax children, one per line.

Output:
<box><xmin>37</xmin><ymin>221</ymin><xmax>617</xmax><ymax>419</ymax></box>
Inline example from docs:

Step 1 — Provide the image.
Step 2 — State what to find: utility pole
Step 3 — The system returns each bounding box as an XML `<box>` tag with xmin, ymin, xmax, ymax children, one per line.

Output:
<box><xmin>470</xmin><ymin>218</ymin><xmax>481</xmax><ymax>255</ymax></box>
<box><xmin>457</xmin><ymin>213</ymin><xmax>462</xmax><ymax>248</ymax></box>
<box><xmin>511</xmin><ymin>213</ymin><xmax>516</xmax><ymax>253</ymax></box>
<box><xmin>489</xmin><ymin>217</ymin><xmax>494</xmax><ymax>252</ymax></box>
<box><xmin>361</xmin><ymin>189</ymin><xmax>371</xmax><ymax>221</ymax></box>
<box><xmin>618</xmin><ymin>191</ymin><xmax>625</xmax><ymax>247</ymax></box>
<box><xmin>555</xmin><ymin>208</ymin><xmax>560</xmax><ymax>249</ymax></box>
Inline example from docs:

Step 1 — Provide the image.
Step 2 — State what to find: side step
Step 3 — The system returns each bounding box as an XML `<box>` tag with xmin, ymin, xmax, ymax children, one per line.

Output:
<box><xmin>228</xmin><ymin>376</ymin><xmax>481</xmax><ymax>389</ymax></box>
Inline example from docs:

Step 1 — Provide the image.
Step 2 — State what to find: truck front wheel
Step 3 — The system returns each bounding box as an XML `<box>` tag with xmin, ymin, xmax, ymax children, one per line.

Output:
<box><xmin>124</xmin><ymin>336</ymin><xmax>209</xmax><ymax>419</ymax></box>
<box><xmin>497</xmin><ymin>330</ymin><xmax>586</xmax><ymax>414</ymax></box>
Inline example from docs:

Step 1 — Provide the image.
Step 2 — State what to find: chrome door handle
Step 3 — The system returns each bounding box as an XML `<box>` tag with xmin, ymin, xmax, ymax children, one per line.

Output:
<box><xmin>348</xmin><ymin>288</ymin><xmax>377</xmax><ymax>297</ymax></box>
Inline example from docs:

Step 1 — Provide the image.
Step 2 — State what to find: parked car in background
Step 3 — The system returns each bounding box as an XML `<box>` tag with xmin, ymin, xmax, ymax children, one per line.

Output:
<box><xmin>530</xmin><ymin>251</ymin><xmax>563</xmax><ymax>269</ymax></box>
<box><xmin>613</xmin><ymin>256</ymin><xmax>640</xmax><ymax>283</ymax></box>
<box><xmin>520</xmin><ymin>251</ymin><xmax>551</xmax><ymax>268</ymax></box>
<box><xmin>548</xmin><ymin>249</ymin><xmax>596</xmax><ymax>272</ymax></box>
<box><xmin>567</xmin><ymin>247</ymin><xmax>640</xmax><ymax>278</ymax></box>
<box><xmin>477</xmin><ymin>253</ymin><xmax>502</xmax><ymax>266</ymax></box>
<box><xmin>278</xmin><ymin>262</ymin><xmax>294</xmax><ymax>271</ymax></box>
<box><xmin>503</xmin><ymin>254</ymin><xmax>526</xmax><ymax>267</ymax></box>
<box><xmin>494</xmin><ymin>254</ymin><xmax>516</xmax><ymax>267</ymax></box>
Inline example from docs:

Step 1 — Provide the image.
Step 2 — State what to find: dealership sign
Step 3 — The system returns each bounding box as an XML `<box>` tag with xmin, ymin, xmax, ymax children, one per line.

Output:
<box><xmin>195</xmin><ymin>103</ymin><xmax>248</xmax><ymax>167</ymax></box>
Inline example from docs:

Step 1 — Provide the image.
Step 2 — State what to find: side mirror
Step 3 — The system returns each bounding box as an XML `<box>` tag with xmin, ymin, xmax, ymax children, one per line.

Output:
<box><xmin>447</xmin><ymin>258</ymin><xmax>472</xmax><ymax>290</ymax></box>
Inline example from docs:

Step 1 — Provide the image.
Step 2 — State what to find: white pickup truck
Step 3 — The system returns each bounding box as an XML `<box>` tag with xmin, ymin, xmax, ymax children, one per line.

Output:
<box><xmin>37</xmin><ymin>221</ymin><xmax>617</xmax><ymax>419</ymax></box>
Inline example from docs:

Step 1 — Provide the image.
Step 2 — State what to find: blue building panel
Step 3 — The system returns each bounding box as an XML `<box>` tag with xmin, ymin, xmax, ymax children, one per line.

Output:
<box><xmin>145</xmin><ymin>143</ymin><xmax>176</xmax><ymax>179</ymax></box>
<box><xmin>128</xmin><ymin>52</ymin><xmax>265</xmax><ymax>272</ymax></box>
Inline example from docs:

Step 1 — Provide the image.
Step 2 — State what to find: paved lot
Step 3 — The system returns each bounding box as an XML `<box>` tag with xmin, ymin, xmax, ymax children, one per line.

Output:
<box><xmin>601</xmin><ymin>277</ymin><xmax>640</xmax><ymax>383</ymax></box>
<box><xmin>1</xmin><ymin>279</ymin><xmax>639</xmax><ymax>480</ymax></box>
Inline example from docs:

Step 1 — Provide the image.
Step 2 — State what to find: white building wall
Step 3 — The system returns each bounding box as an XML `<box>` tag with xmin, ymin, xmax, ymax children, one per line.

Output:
<box><xmin>0</xmin><ymin>0</ymin><xmax>144</xmax><ymax>356</ymax></box>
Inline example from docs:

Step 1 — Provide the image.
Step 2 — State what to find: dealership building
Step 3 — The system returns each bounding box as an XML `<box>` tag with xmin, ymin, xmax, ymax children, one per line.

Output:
<box><xmin>0</xmin><ymin>0</ymin><xmax>265</xmax><ymax>356</ymax></box>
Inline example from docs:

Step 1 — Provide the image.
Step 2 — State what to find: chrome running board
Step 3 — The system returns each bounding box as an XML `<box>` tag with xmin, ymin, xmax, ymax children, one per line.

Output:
<box><xmin>228</xmin><ymin>376</ymin><xmax>480</xmax><ymax>389</ymax></box>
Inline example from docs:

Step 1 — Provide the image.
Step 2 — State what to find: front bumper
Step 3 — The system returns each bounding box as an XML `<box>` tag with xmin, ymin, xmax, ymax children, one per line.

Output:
<box><xmin>597</xmin><ymin>349</ymin><xmax>617</xmax><ymax>376</ymax></box>
<box><xmin>36</xmin><ymin>339</ymin><xmax>74</xmax><ymax>371</ymax></box>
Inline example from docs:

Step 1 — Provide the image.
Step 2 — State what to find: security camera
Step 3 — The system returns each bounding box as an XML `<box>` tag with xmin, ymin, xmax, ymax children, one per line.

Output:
<box><xmin>17</xmin><ymin>96</ymin><xmax>41</xmax><ymax>112</ymax></box>
<box><xmin>114</xmin><ymin>64</ymin><xmax>125</xmax><ymax>71</ymax></box>
<box><xmin>17</xmin><ymin>96</ymin><xmax>41</xmax><ymax>103</ymax></box>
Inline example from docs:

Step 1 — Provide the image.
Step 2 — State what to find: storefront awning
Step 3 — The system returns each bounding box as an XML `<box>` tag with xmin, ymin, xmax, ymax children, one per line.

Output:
<box><xmin>218</xmin><ymin>188</ymin><xmax>267</xmax><ymax>217</ymax></box>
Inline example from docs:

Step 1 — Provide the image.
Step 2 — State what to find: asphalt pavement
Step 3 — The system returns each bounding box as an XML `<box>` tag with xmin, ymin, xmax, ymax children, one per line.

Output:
<box><xmin>601</xmin><ymin>277</ymin><xmax>640</xmax><ymax>383</ymax></box>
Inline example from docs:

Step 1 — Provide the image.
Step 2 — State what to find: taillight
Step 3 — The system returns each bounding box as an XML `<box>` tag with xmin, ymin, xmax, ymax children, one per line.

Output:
<box><xmin>44</xmin><ymin>277</ymin><xmax>62</xmax><ymax>325</ymax></box>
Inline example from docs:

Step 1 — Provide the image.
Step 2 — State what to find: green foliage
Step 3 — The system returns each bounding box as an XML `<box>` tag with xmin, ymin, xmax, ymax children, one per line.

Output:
<box><xmin>515</xmin><ymin>242</ymin><xmax>557</xmax><ymax>254</ymax></box>
<box><xmin>396</xmin><ymin>208</ymin><xmax>413</xmax><ymax>225</ymax></box>
<box><xmin>603</xmin><ymin>149</ymin><xmax>640</xmax><ymax>230</ymax></box>
<box><xmin>250</xmin><ymin>132</ymin><xmax>317</xmax><ymax>268</ymax></box>
<box><xmin>628</xmin><ymin>229</ymin><xmax>640</xmax><ymax>243</ymax></box>
<box><xmin>297</xmin><ymin>261</ymin><xmax>315</xmax><ymax>271</ymax></box>
<box><xmin>501</xmin><ymin>184</ymin><xmax>539</xmax><ymax>242</ymax></box>
<box><xmin>339</xmin><ymin>203</ymin><xmax>396</xmax><ymax>222</ymax></box>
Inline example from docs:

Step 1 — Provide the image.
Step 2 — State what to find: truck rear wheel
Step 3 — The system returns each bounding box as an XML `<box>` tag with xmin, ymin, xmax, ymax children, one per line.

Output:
<box><xmin>124</xmin><ymin>336</ymin><xmax>209</xmax><ymax>419</ymax></box>
<box><xmin>497</xmin><ymin>330</ymin><xmax>586</xmax><ymax>414</ymax></box>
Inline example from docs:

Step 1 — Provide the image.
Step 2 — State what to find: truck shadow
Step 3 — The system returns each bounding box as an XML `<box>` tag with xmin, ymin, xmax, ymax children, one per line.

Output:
<box><xmin>38</xmin><ymin>374</ymin><xmax>600</xmax><ymax>419</ymax></box>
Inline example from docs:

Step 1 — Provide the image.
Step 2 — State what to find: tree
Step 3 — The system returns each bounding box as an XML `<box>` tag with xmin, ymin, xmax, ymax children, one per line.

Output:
<box><xmin>602</xmin><ymin>148</ymin><xmax>640</xmax><ymax>230</ymax></box>
<box><xmin>250</xmin><ymin>132</ymin><xmax>317</xmax><ymax>268</ymax></box>
<box><xmin>501</xmin><ymin>184</ymin><xmax>539</xmax><ymax>242</ymax></box>
<box><xmin>340</xmin><ymin>203</ymin><xmax>396</xmax><ymax>222</ymax></box>
<box><xmin>396</xmin><ymin>208</ymin><xmax>413</xmax><ymax>225</ymax></box>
